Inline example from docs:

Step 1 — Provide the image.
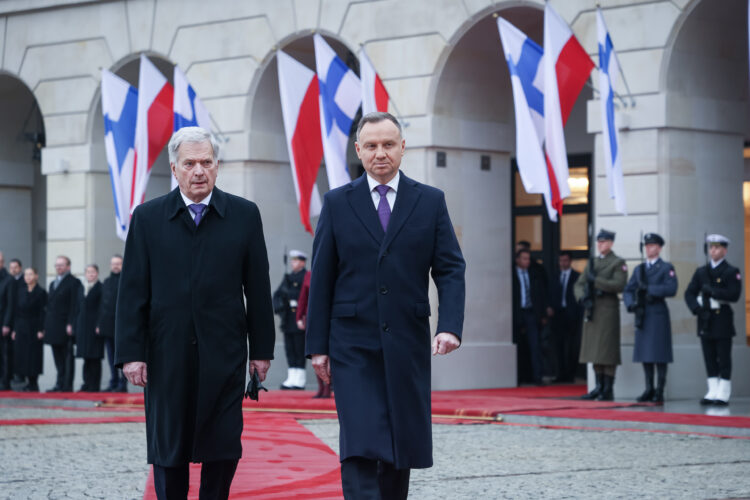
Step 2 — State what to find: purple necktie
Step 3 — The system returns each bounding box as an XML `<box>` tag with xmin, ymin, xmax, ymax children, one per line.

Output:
<box><xmin>375</xmin><ymin>184</ymin><xmax>391</xmax><ymax>231</ymax></box>
<box><xmin>189</xmin><ymin>203</ymin><xmax>206</xmax><ymax>226</ymax></box>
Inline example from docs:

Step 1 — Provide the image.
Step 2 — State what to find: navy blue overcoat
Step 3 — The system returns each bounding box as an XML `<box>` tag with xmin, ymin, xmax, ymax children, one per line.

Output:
<box><xmin>305</xmin><ymin>172</ymin><xmax>466</xmax><ymax>469</ymax></box>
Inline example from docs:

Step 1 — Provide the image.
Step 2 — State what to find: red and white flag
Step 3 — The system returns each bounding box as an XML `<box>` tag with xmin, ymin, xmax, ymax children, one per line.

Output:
<box><xmin>133</xmin><ymin>54</ymin><xmax>173</xmax><ymax>210</ymax></box>
<box><xmin>277</xmin><ymin>51</ymin><xmax>323</xmax><ymax>234</ymax></box>
<box><xmin>543</xmin><ymin>4</ymin><xmax>594</xmax><ymax>218</ymax></box>
<box><xmin>359</xmin><ymin>48</ymin><xmax>389</xmax><ymax>114</ymax></box>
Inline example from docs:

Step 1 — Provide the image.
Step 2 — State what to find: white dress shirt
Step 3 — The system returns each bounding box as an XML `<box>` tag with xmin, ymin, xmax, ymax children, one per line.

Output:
<box><xmin>180</xmin><ymin>191</ymin><xmax>213</xmax><ymax>220</ymax></box>
<box><xmin>367</xmin><ymin>171</ymin><xmax>400</xmax><ymax>211</ymax></box>
<box><xmin>711</xmin><ymin>258</ymin><xmax>724</xmax><ymax>269</ymax></box>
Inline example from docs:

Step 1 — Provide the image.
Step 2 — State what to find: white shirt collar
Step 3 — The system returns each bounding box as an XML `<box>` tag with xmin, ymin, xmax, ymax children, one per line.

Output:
<box><xmin>180</xmin><ymin>190</ymin><xmax>212</xmax><ymax>208</ymax></box>
<box><xmin>647</xmin><ymin>257</ymin><xmax>660</xmax><ymax>266</ymax></box>
<box><xmin>367</xmin><ymin>171</ymin><xmax>400</xmax><ymax>193</ymax></box>
<box><xmin>711</xmin><ymin>258</ymin><xmax>724</xmax><ymax>268</ymax></box>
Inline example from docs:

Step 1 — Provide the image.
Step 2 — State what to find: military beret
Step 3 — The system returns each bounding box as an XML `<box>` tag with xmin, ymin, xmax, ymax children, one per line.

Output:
<box><xmin>644</xmin><ymin>233</ymin><xmax>664</xmax><ymax>246</ymax></box>
<box><xmin>289</xmin><ymin>249</ymin><xmax>308</xmax><ymax>260</ymax></box>
<box><xmin>706</xmin><ymin>234</ymin><xmax>729</xmax><ymax>247</ymax></box>
<box><xmin>596</xmin><ymin>229</ymin><xmax>615</xmax><ymax>241</ymax></box>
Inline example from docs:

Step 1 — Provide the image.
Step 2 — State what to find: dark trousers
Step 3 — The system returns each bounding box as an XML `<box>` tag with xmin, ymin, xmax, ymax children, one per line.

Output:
<box><xmin>51</xmin><ymin>341</ymin><xmax>75</xmax><ymax>391</ymax></box>
<box><xmin>517</xmin><ymin>309</ymin><xmax>543</xmax><ymax>383</ymax></box>
<box><xmin>82</xmin><ymin>359</ymin><xmax>102</xmax><ymax>391</ymax></box>
<box><xmin>701</xmin><ymin>337</ymin><xmax>732</xmax><ymax>379</ymax></box>
<box><xmin>0</xmin><ymin>335</ymin><xmax>13</xmax><ymax>385</ymax></box>
<box><xmin>103</xmin><ymin>338</ymin><xmax>125</xmax><ymax>389</ymax></box>
<box><xmin>552</xmin><ymin>310</ymin><xmax>581</xmax><ymax>382</ymax></box>
<box><xmin>153</xmin><ymin>460</ymin><xmax>238</xmax><ymax>500</ymax></box>
<box><xmin>341</xmin><ymin>457</ymin><xmax>410</xmax><ymax>500</ymax></box>
<box><xmin>283</xmin><ymin>331</ymin><xmax>306</xmax><ymax>368</ymax></box>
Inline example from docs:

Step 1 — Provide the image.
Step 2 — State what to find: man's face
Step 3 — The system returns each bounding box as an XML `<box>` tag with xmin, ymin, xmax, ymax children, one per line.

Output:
<box><xmin>9</xmin><ymin>262</ymin><xmax>21</xmax><ymax>276</ymax></box>
<box><xmin>709</xmin><ymin>244</ymin><xmax>727</xmax><ymax>261</ymax></box>
<box><xmin>645</xmin><ymin>243</ymin><xmax>661</xmax><ymax>260</ymax></box>
<box><xmin>55</xmin><ymin>258</ymin><xmax>69</xmax><ymax>276</ymax></box>
<box><xmin>85</xmin><ymin>266</ymin><xmax>98</xmax><ymax>283</ymax></box>
<box><xmin>597</xmin><ymin>240</ymin><xmax>613</xmax><ymax>255</ymax></box>
<box><xmin>171</xmin><ymin>140</ymin><xmax>218</xmax><ymax>202</ymax></box>
<box><xmin>23</xmin><ymin>268</ymin><xmax>36</xmax><ymax>286</ymax></box>
<box><xmin>290</xmin><ymin>258</ymin><xmax>306</xmax><ymax>273</ymax></box>
<box><xmin>559</xmin><ymin>255</ymin><xmax>571</xmax><ymax>271</ymax></box>
<box><xmin>110</xmin><ymin>257</ymin><xmax>123</xmax><ymax>274</ymax></box>
<box><xmin>516</xmin><ymin>252</ymin><xmax>530</xmax><ymax>270</ymax></box>
<box><xmin>355</xmin><ymin>120</ymin><xmax>405</xmax><ymax>184</ymax></box>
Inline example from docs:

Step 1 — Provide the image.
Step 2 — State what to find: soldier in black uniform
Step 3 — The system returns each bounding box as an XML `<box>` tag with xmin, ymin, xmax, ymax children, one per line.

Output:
<box><xmin>623</xmin><ymin>233</ymin><xmax>677</xmax><ymax>403</ymax></box>
<box><xmin>684</xmin><ymin>234</ymin><xmax>741</xmax><ymax>406</ymax></box>
<box><xmin>273</xmin><ymin>250</ymin><xmax>308</xmax><ymax>390</ymax></box>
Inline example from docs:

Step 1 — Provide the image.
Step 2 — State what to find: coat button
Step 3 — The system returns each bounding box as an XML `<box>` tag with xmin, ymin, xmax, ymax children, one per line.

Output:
<box><xmin>379</xmin><ymin>286</ymin><xmax>388</xmax><ymax>295</ymax></box>
<box><xmin>382</xmin><ymin>322</ymin><xmax>390</xmax><ymax>332</ymax></box>
<box><xmin>191</xmin><ymin>337</ymin><xmax>197</xmax><ymax>345</ymax></box>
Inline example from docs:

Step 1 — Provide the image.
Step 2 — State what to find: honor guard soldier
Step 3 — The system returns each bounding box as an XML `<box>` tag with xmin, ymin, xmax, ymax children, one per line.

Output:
<box><xmin>273</xmin><ymin>250</ymin><xmax>309</xmax><ymax>390</ymax></box>
<box><xmin>623</xmin><ymin>233</ymin><xmax>677</xmax><ymax>403</ymax></box>
<box><xmin>574</xmin><ymin>229</ymin><xmax>627</xmax><ymax>401</ymax></box>
<box><xmin>684</xmin><ymin>234</ymin><xmax>741</xmax><ymax>406</ymax></box>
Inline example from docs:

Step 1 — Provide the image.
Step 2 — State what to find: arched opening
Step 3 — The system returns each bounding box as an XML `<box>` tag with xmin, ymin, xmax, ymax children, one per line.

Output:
<box><xmin>88</xmin><ymin>54</ymin><xmax>175</xmax><ymax>268</ymax></box>
<box><xmin>0</xmin><ymin>73</ymin><xmax>46</xmax><ymax>279</ymax></box>
<box><xmin>660</xmin><ymin>0</ymin><xmax>749</xmax><ymax>396</ymax></box>
<box><xmin>429</xmin><ymin>7</ymin><xmax>594</xmax><ymax>388</ymax></box>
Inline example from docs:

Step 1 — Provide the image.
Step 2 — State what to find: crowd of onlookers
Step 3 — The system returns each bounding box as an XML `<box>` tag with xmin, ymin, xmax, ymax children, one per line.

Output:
<box><xmin>0</xmin><ymin>252</ymin><xmax>126</xmax><ymax>393</ymax></box>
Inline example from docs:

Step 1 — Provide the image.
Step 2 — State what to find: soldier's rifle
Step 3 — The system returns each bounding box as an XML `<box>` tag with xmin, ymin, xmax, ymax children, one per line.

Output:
<box><xmin>698</xmin><ymin>231</ymin><xmax>712</xmax><ymax>335</ymax></box>
<box><xmin>634</xmin><ymin>231</ymin><xmax>647</xmax><ymax>329</ymax></box>
<box><xmin>581</xmin><ymin>224</ymin><xmax>595</xmax><ymax>322</ymax></box>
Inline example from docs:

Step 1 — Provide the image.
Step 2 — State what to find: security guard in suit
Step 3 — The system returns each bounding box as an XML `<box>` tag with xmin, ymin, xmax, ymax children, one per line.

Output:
<box><xmin>623</xmin><ymin>233</ymin><xmax>678</xmax><ymax>403</ymax></box>
<box><xmin>272</xmin><ymin>250</ymin><xmax>308</xmax><ymax>390</ymax></box>
<box><xmin>574</xmin><ymin>229</ymin><xmax>627</xmax><ymax>401</ymax></box>
<box><xmin>684</xmin><ymin>234</ymin><xmax>741</xmax><ymax>406</ymax></box>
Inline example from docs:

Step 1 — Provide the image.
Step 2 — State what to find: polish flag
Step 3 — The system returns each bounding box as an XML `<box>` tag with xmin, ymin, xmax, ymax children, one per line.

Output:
<box><xmin>133</xmin><ymin>54</ymin><xmax>173</xmax><ymax>210</ymax></box>
<box><xmin>359</xmin><ymin>48</ymin><xmax>389</xmax><ymax>114</ymax></box>
<box><xmin>543</xmin><ymin>4</ymin><xmax>594</xmax><ymax>216</ymax></box>
<box><xmin>172</xmin><ymin>65</ymin><xmax>212</xmax><ymax>190</ymax></box>
<box><xmin>277</xmin><ymin>51</ymin><xmax>323</xmax><ymax>234</ymax></box>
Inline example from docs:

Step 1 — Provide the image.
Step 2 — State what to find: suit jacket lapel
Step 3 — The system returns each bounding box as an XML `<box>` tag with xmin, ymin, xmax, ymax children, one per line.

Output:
<box><xmin>346</xmin><ymin>175</ymin><xmax>384</xmax><ymax>245</ymax></box>
<box><xmin>381</xmin><ymin>173</ymin><xmax>421</xmax><ymax>255</ymax></box>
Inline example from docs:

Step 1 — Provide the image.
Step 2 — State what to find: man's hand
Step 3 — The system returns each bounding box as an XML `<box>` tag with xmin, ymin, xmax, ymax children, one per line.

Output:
<box><xmin>2</xmin><ymin>326</ymin><xmax>9</xmax><ymax>336</ymax></box>
<box><xmin>432</xmin><ymin>332</ymin><xmax>460</xmax><ymax>355</ymax></box>
<box><xmin>66</xmin><ymin>324</ymin><xmax>73</xmax><ymax>336</ymax></box>
<box><xmin>249</xmin><ymin>360</ymin><xmax>271</xmax><ymax>382</ymax></box>
<box><xmin>95</xmin><ymin>327</ymin><xmax>100</xmax><ymax>335</ymax></box>
<box><xmin>37</xmin><ymin>331</ymin><xmax>44</xmax><ymax>340</ymax></box>
<box><xmin>312</xmin><ymin>354</ymin><xmax>331</xmax><ymax>385</ymax></box>
<box><xmin>10</xmin><ymin>331</ymin><xmax>15</xmax><ymax>340</ymax></box>
<box><xmin>546</xmin><ymin>307</ymin><xmax>554</xmax><ymax>318</ymax></box>
<box><xmin>123</xmin><ymin>361</ymin><xmax>147</xmax><ymax>387</ymax></box>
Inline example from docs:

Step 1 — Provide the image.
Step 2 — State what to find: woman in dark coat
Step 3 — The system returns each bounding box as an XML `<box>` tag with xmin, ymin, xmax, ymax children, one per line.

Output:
<box><xmin>75</xmin><ymin>265</ymin><xmax>103</xmax><ymax>392</ymax></box>
<box><xmin>11</xmin><ymin>268</ymin><xmax>47</xmax><ymax>392</ymax></box>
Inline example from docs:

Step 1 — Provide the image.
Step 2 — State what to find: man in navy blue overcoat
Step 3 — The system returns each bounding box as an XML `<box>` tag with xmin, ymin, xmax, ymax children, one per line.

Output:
<box><xmin>305</xmin><ymin>112</ymin><xmax>466</xmax><ymax>500</ymax></box>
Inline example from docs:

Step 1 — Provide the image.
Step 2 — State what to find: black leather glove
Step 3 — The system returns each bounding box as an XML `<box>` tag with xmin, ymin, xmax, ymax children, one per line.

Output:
<box><xmin>244</xmin><ymin>370</ymin><xmax>268</xmax><ymax>401</ymax></box>
<box><xmin>700</xmin><ymin>284</ymin><xmax>713</xmax><ymax>297</ymax></box>
<box><xmin>638</xmin><ymin>281</ymin><xmax>648</xmax><ymax>292</ymax></box>
<box><xmin>698</xmin><ymin>309</ymin><xmax>711</xmax><ymax>323</ymax></box>
<box><xmin>626</xmin><ymin>304</ymin><xmax>636</xmax><ymax>313</ymax></box>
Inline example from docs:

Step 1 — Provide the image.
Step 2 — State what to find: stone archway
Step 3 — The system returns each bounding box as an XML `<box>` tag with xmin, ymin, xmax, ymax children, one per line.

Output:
<box><xmin>0</xmin><ymin>73</ymin><xmax>46</xmax><ymax>278</ymax></box>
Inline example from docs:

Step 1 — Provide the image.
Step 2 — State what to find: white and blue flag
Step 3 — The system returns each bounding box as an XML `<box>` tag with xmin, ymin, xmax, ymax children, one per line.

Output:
<box><xmin>313</xmin><ymin>33</ymin><xmax>362</xmax><ymax>190</ymax></box>
<box><xmin>173</xmin><ymin>66</ymin><xmax>213</xmax><ymax>189</ymax></box>
<box><xmin>497</xmin><ymin>17</ymin><xmax>557</xmax><ymax>221</ymax></box>
<box><xmin>101</xmin><ymin>69</ymin><xmax>138</xmax><ymax>240</ymax></box>
<box><xmin>597</xmin><ymin>8</ymin><xmax>627</xmax><ymax>215</ymax></box>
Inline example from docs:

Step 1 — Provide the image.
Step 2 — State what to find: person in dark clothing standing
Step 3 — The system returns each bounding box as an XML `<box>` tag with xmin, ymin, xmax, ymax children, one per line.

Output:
<box><xmin>44</xmin><ymin>255</ymin><xmax>82</xmax><ymax>392</ymax></box>
<box><xmin>5</xmin><ymin>259</ymin><xmax>25</xmax><ymax>387</ymax></box>
<box><xmin>273</xmin><ymin>250</ymin><xmax>308</xmax><ymax>390</ymax></box>
<box><xmin>0</xmin><ymin>252</ymin><xmax>14</xmax><ymax>390</ymax></box>
<box><xmin>512</xmin><ymin>248</ymin><xmax>548</xmax><ymax>385</ymax></box>
<box><xmin>684</xmin><ymin>234</ymin><xmax>741</xmax><ymax>406</ymax></box>
<box><xmin>296</xmin><ymin>269</ymin><xmax>330</xmax><ymax>398</ymax></box>
<box><xmin>97</xmin><ymin>255</ymin><xmax>125</xmax><ymax>392</ymax></box>
<box><xmin>75</xmin><ymin>264</ymin><xmax>103</xmax><ymax>392</ymax></box>
<box><xmin>547</xmin><ymin>251</ymin><xmax>583</xmax><ymax>383</ymax></box>
<box><xmin>11</xmin><ymin>268</ymin><xmax>46</xmax><ymax>392</ymax></box>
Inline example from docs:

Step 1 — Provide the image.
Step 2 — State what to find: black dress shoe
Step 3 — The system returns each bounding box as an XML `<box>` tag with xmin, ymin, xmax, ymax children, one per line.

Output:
<box><xmin>636</xmin><ymin>389</ymin><xmax>655</xmax><ymax>402</ymax></box>
<box><xmin>713</xmin><ymin>400</ymin><xmax>729</xmax><ymax>407</ymax></box>
<box><xmin>47</xmin><ymin>386</ymin><xmax>62</xmax><ymax>393</ymax></box>
<box><xmin>651</xmin><ymin>390</ymin><xmax>664</xmax><ymax>404</ymax></box>
<box><xmin>0</xmin><ymin>382</ymin><xmax>10</xmax><ymax>391</ymax></box>
<box><xmin>699</xmin><ymin>398</ymin><xmax>715</xmax><ymax>405</ymax></box>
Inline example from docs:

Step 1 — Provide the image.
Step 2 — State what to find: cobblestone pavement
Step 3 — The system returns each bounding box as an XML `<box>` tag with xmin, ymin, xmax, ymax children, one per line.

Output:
<box><xmin>2</xmin><ymin>403</ymin><xmax>750</xmax><ymax>499</ymax></box>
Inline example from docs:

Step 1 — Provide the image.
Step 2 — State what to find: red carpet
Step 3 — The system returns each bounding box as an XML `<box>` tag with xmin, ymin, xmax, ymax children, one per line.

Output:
<box><xmin>142</xmin><ymin>414</ymin><xmax>342</xmax><ymax>500</ymax></box>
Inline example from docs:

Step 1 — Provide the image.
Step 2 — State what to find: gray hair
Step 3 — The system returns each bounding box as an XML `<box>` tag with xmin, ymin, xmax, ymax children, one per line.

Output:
<box><xmin>356</xmin><ymin>112</ymin><xmax>402</xmax><ymax>142</ymax></box>
<box><xmin>168</xmin><ymin>127</ymin><xmax>220</xmax><ymax>164</ymax></box>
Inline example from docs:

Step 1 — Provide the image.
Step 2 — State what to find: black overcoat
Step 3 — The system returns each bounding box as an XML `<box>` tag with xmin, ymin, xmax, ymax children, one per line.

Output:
<box><xmin>305</xmin><ymin>173</ymin><xmax>466</xmax><ymax>469</ymax></box>
<box><xmin>13</xmin><ymin>285</ymin><xmax>47</xmax><ymax>377</ymax></box>
<box><xmin>96</xmin><ymin>273</ymin><xmax>119</xmax><ymax>339</ymax></box>
<box><xmin>684</xmin><ymin>260</ymin><xmax>742</xmax><ymax>339</ymax></box>
<box><xmin>43</xmin><ymin>274</ymin><xmax>82</xmax><ymax>346</ymax></box>
<box><xmin>273</xmin><ymin>269</ymin><xmax>306</xmax><ymax>334</ymax></box>
<box><xmin>75</xmin><ymin>282</ymin><xmax>103</xmax><ymax>360</ymax></box>
<box><xmin>115</xmin><ymin>187</ymin><xmax>275</xmax><ymax>466</ymax></box>
<box><xmin>623</xmin><ymin>259</ymin><xmax>678</xmax><ymax>363</ymax></box>
<box><xmin>0</xmin><ymin>269</ymin><xmax>12</xmax><ymax>328</ymax></box>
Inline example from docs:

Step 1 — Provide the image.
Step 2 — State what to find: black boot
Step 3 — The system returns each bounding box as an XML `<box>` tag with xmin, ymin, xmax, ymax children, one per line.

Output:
<box><xmin>636</xmin><ymin>373</ymin><xmax>654</xmax><ymax>402</ymax></box>
<box><xmin>597</xmin><ymin>375</ymin><xmax>614</xmax><ymax>401</ymax></box>
<box><xmin>652</xmin><ymin>364</ymin><xmax>667</xmax><ymax>404</ymax></box>
<box><xmin>581</xmin><ymin>372</ymin><xmax>603</xmax><ymax>400</ymax></box>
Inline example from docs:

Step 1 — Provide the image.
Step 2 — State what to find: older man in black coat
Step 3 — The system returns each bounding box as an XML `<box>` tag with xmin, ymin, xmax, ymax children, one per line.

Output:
<box><xmin>306</xmin><ymin>113</ymin><xmax>466</xmax><ymax>500</ymax></box>
<box><xmin>115</xmin><ymin>127</ymin><xmax>275</xmax><ymax>500</ymax></box>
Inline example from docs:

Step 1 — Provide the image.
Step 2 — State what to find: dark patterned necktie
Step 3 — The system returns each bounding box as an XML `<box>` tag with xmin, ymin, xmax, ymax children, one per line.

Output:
<box><xmin>375</xmin><ymin>185</ymin><xmax>391</xmax><ymax>231</ymax></box>
<box><xmin>189</xmin><ymin>203</ymin><xmax>206</xmax><ymax>226</ymax></box>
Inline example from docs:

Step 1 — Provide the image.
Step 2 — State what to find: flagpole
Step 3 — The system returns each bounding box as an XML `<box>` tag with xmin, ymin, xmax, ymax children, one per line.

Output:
<box><xmin>584</xmin><ymin>79</ymin><xmax>628</xmax><ymax>110</ymax></box>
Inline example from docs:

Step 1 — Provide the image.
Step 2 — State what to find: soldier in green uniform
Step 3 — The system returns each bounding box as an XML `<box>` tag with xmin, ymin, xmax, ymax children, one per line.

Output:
<box><xmin>574</xmin><ymin>229</ymin><xmax>628</xmax><ymax>401</ymax></box>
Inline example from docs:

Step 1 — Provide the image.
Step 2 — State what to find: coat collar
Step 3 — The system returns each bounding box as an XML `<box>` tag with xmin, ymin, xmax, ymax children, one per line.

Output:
<box><xmin>167</xmin><ymin>187</ymin><xmax>227</xmax><ymax>221</ymax></box>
